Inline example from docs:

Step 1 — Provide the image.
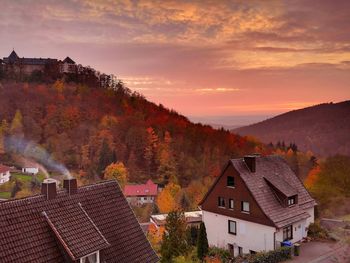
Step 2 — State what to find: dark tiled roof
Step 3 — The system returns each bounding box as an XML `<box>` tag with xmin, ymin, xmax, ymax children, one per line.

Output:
<box><xmin>263</xmin><ymin>173</ymin><xmax>297</xmax><ymax>197</ymax></box>
<box><xmin>43</xmin><ymin>203</ymin><xmax>110</xmax><ymax>260</ymax></box>
<box><xmin>0</xmin><ymin>180</ymin><xmax>159</xmax><ymax>263</ymax></box>
<box><xmin>231</xmin><ymin>155</ymin><xmax>316</xmax><ymax>228</ymax></box>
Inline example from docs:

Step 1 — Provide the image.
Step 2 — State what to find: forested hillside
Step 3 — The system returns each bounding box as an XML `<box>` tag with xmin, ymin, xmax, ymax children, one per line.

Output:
<box><xmin>234</xmin><ymin>101</ymin><xmax>350</xmax><ymax>157</ymax></box>
<box><xmin>0</xmin><ymin>80</ymin><xmax>266</xmax><ymax>188</ymax></box>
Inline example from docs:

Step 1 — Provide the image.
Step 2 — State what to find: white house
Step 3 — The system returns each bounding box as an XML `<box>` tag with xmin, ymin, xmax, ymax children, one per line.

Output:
<box><xmin>0</xmin><ymin>165</ymin><xmax>11</xmax><ymax>184</ymax></box>
<box><xmin>22</xmin><ymin>167</ymin><xmax>39</xmax><ymax>175</ymax></box>
<box><xmin>199</xmin><ymin>155</ymin><xmax>316</xmax><ymax>257</ymax></box>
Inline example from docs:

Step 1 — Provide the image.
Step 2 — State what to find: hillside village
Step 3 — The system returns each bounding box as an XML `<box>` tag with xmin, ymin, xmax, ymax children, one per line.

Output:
<box><xmin>0</xmin><ymin>51</ymin><xmax>349</xmax><ymax>263</ymax></box>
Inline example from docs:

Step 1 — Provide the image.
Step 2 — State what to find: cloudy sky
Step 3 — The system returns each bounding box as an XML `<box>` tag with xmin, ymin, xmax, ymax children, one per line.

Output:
<box><xmin>1</xmin><ymin>0</ymin><xmax>349</xmax><ymax>123</ymax></box>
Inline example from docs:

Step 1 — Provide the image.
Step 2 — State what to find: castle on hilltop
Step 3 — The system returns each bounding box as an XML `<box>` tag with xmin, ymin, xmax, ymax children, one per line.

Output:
<box><xmin>1</xmin><ymin>50</ymin><xmax>77</xmax><ymax>75</ymax></box>
<box><xmin>0</xmin><ymin>50</ymin><xmax>119</xmax><ymax>89</ymax></box>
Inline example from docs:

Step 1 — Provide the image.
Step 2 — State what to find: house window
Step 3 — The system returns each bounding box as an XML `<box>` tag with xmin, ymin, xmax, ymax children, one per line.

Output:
<box><xmin>250</xmin><ymin>250</ymin><xmax>257</xmax><ymax>255</ymax></box>
<box><xmin>229</xmin><ymin>199</ymin><xmax>234</xmax><ymax>209</ymax></box>
<box><xmin>228</xmin><ymin>244</ymin><xmax>234</xmax><ymax>257</ymax></box>
<box><xmin>288</xmin><ymin>196</ymin><xmax>296</xmax><ymax>206</ymax></box>
<box><xmin>283</xmin><ymin>225</ymin><xmax>293</xmax><ymax>241</ymax></box>
<box><xmin>228</xmin><ymin>220</ymin><xmax>236</xmax><ymax>235</ymax></box>
<box><xmin>238</xmin><ymin>247</ymin><xmax>243</xmax><ymax>256</ymax></box>
<box><xmin>241</xmin><ymin>201</ymin><xmax>250</xmax><ymax>213</ymax></box>
<box><xmin>227</xmin><ymin>176</ymin><xmax>235</xmax><ymax>187</ymax></box>
<box><xmin>218</xmin><ymin>197</ymin><xmax>225</xmax><ymax>208</ymax></box>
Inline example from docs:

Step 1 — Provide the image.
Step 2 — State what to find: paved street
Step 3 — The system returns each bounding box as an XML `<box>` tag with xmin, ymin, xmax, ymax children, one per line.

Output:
<box><xmin>289</xmin><ymin>241</ymin><xmax>350</xmax><ymax>263</ymax></box>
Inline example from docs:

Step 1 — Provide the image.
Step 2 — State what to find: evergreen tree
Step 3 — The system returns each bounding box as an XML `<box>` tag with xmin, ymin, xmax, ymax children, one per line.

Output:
<box><xmin>197</xmin><ymin>222</ymin><xmax>209</xmax><ymax>261</ymax></box>
<box><xmin>11</xmin><ymin>180</ymin><xmax>22</xmax><ymax>198</ymax></box>
<box><xmin>160</xmin><ymin>211</ymin><xmax>188</xmax><ymax>262</ymax></box>
<box><xmin>97</xmin><ymin>139</ymin><xmax>114</xmax><ymax>176</ymax></box>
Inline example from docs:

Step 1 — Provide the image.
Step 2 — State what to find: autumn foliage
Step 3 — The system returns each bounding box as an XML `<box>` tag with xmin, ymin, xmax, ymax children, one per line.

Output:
<box><xmin>0</xmin><ymin>80</ymin><xmax>264</xmax><ymax>189</ymax></box>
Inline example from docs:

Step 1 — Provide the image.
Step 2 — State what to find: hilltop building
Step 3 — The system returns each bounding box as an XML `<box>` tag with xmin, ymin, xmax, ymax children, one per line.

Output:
<box><xmin>199</xmin><ymin>155</ymin><xmax>316</xmax><ymax>257</ymax></box>
<box><xmin>0</xmin><ymin>178</ymin><xmax>158</xmax><ymax>263</ymax></box>
<box><xmin>2</xmin><ymin>50</ymin><xmax>76</xmax><ymax>75</ymax></box>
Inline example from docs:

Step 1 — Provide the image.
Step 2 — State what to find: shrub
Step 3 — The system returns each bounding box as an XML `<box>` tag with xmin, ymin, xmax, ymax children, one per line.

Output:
<box><xmin>234</xmin><ymin>247</ymin><xmax>292</xmax><ymax>263</ymax></box>
<box><xmin>308</xmin><ymin>222</ymin><xmax>329</xmax><ymax>239</ymax></box>
<box><xmin>207</xmin><ymin>247</ymin><xmax>231</xmax><ymax>262</ymax></box>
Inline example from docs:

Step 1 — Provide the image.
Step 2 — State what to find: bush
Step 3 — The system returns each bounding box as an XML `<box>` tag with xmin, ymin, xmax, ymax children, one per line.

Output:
<box><xmin>249</xmin><ymin>247</ymin><xmax>291</xmax><ymax>263</ymax></box>
<box><xmin>308</xmin><ymin>222</ymin><xmax>329</xmax><ymax>239</ymax></box>
<box><xmin>234</xmin><ymin>247</ymin><xmax>291</xmax><ymax>263</ymax></box>
<box><xmin>207</xmin><ymin>247</ymin><xmax>231</xmax><ymax>262</ymax></box>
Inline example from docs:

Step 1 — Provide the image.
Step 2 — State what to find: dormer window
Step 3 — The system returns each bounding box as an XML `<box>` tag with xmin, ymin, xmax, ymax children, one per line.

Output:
<box><xmin>227</xmin><ymin>176</ymin><xmax>235</xmax><ymax>187</ymax></box>
<box><xmin>288</xmin><ymin>196</ymin><xmax>296</xmax><ymax>206</ymax></box>
<box><xmin>80</xmin><ymin>251</ymin><xmax>100</xmax><ymax>263</ymax></box>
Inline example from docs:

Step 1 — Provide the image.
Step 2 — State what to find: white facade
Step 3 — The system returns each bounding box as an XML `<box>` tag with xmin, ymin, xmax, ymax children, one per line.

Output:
<box><xmin>126</xmin><ymin>195</ymin><xmax>155</xmax><ymax>206</ymax></box>
<box><xmin>22</xmin><ymin>167</ymin><xmax>39</xmax><ymax>175</ymax></box>
<box><xmin>203</xmin><ymin>210</ymin><xmax>276</xmax><ymax>255</ymax></box>
<box><xmin>0</xmin><ymin>170</ymin><xmax>10</xmax><ymax>184</ymax></box>
<box><xmin>203</xmin><ymin>208</ymin><xmax>314</xmax><ymax>256</ymax></box>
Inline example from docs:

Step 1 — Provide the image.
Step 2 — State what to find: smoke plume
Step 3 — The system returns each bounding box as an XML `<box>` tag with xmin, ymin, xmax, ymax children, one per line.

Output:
<box><xmin>4</xmin><ymin>136</ymin><xmax>72</xmax><ymax>179</ymax></box>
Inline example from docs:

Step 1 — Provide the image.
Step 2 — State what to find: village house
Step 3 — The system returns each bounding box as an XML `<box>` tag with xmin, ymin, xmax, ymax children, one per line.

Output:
<box><xmin>124</xmin><ymin>179</ymin><xmax>159</xmax><ymax>206</ymax></box>
<box><xmin>0</xmin><ymin>178</ymin><xmax>158</xmax><ymax>263</ymax></box>
<box><xmin>150</xmin><ymin>210</ymin><xmax>203</xmax><ymax>230</ymax></box>
<box><xmin>0</xmin><ymin>164</ymin><xmax>11</xmax><ymax>184</ymax></box>
<box><xmin>22</xmin><ymin>167</ymin><xmax>39</xmax><ymax>175</ymax></box>
<box><xmin>199</xmin><ymin>155</ymin><xmax>316</xmax><ymax>257</ymax></box>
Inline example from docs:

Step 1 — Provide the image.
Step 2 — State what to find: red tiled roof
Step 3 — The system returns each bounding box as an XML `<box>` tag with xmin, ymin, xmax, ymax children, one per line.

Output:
<box><xmin>124</xmin><ymin>179</ymin><xmax>158</xmax><ymax>196</ymax></box>
<box><xmin>0</xmin><ymin>180</ymin><xmax>159</xmax><ymax>263</ymax></box>
<box><xmin>0</xmin><ymin>164</ymin><xmax>10</xmax><ymax>174</ymax></box>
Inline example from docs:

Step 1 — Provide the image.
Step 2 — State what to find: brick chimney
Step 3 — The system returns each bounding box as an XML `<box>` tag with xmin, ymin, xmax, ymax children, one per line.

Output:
<box><xmin>63</xmin><ymin>178</ymin><xmax>77</xmax><ymax>195</ymax></box>
<box><xmin>244</xmin><ymin>155</ymin><xmax>257</xmax><ymax>173</ymax></box>
<box><xmin>41</xmin><ymin>179</ymin><xmax>57</xmax><ymax>200</ymax></box>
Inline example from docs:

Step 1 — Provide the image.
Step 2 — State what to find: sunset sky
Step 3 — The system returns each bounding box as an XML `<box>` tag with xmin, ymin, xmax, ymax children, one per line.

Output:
<box><xmin>1</xmin><ymin>0</ymin><xmax>349</xmax><ymax>124</ymax></box>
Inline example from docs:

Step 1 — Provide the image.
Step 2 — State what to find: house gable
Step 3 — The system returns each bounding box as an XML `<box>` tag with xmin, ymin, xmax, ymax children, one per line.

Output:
<box><xmin>200</xmin><ymin>162</ymin><xmax>275</xmax><ymax>227</ymax></box>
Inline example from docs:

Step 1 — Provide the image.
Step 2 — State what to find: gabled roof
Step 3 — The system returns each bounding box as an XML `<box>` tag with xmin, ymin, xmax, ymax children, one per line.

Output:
<box><xmin>63</xmin><ymin>56</ymin><xmax>75</xmax><ymax>64</ymax></box>
<box><xmin>8</xmin><ymin>50</ymin><xmax>19</xmax><ymax>61</ymax></box>
<box><xmin>124</xmin><ymin>179</ymin><xmax>158</xmax><ymax>196</ymax></box>
<box><xmin>0</xmin><ymin>164</ymin><xmax>10</xmax><ymax>173</ymax></box>
<box><xmin>43</xmin><ymin>203</ymin><xmax>110</xmax><ymax>260</ymax></box>
<box><xmin>0</xmin><ymin>180</ymin><xmax>159</xmax><ymax>263</ymax></box>
<box><xmin>201</xmin><ymin>155</ymin><xmax>316</xmax><ymax>228</ymax></box>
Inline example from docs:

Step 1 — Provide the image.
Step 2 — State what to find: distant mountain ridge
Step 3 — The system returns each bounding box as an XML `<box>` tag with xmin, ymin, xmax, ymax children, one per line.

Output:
<box><xmin>234</xmin><ymin>101</ymin><xmax>350</xmax><ymax>157</ymax></box>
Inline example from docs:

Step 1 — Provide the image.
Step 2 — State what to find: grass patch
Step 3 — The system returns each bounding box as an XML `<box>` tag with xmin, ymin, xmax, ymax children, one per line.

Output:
<box><xmin>0</xmin><ymin>192</ymin><xmax>11</xmax><ymax>199</ymax></box>
<box><xmin>11</xmin><ymin>173</ymin><xmax>33</xmax><ymax>183</ymax></box>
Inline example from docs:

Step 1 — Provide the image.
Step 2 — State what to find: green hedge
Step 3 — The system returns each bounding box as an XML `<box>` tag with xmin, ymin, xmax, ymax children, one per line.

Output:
<box><xmin>234</xmin><ymin>247</ymin><xmax>292</xmax><ymax>263</ymax></box>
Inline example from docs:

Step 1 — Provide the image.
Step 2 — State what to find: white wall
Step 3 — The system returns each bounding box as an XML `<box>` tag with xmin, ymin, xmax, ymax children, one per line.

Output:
<box><xmin>305</xmin><ymin>207</ymin><xmax>315</xmax><ymax>229</ymax></box>
<box><xmin>203</xmin><ymin>210</ymin><xmax>276</xmax><ymax>255</ymax></box>
<box><xmin>22</xmin><ymin>168</ymin><xmax>39</xmax><ymax>175</ymax></box>
<box><xmin>0</xmin><ymin>171</ymin><xmax>10</xmax><ymax>185</ymax></box>
<box><xmin>275</xmin><ymin>218</ymin><xmax>306</xmax><ymax>245</ymax></box>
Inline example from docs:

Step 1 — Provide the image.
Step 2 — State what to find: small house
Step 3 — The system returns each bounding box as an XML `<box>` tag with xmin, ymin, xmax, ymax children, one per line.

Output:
<box><xmin>124</xmin><ymin>179</ymin><xmax>158</xmax><ymax>206</ymax></box>
<box><xmin>0</xmin><ymin>164</ymin><xmax>10</xmax><ymax>184</ymax></box>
